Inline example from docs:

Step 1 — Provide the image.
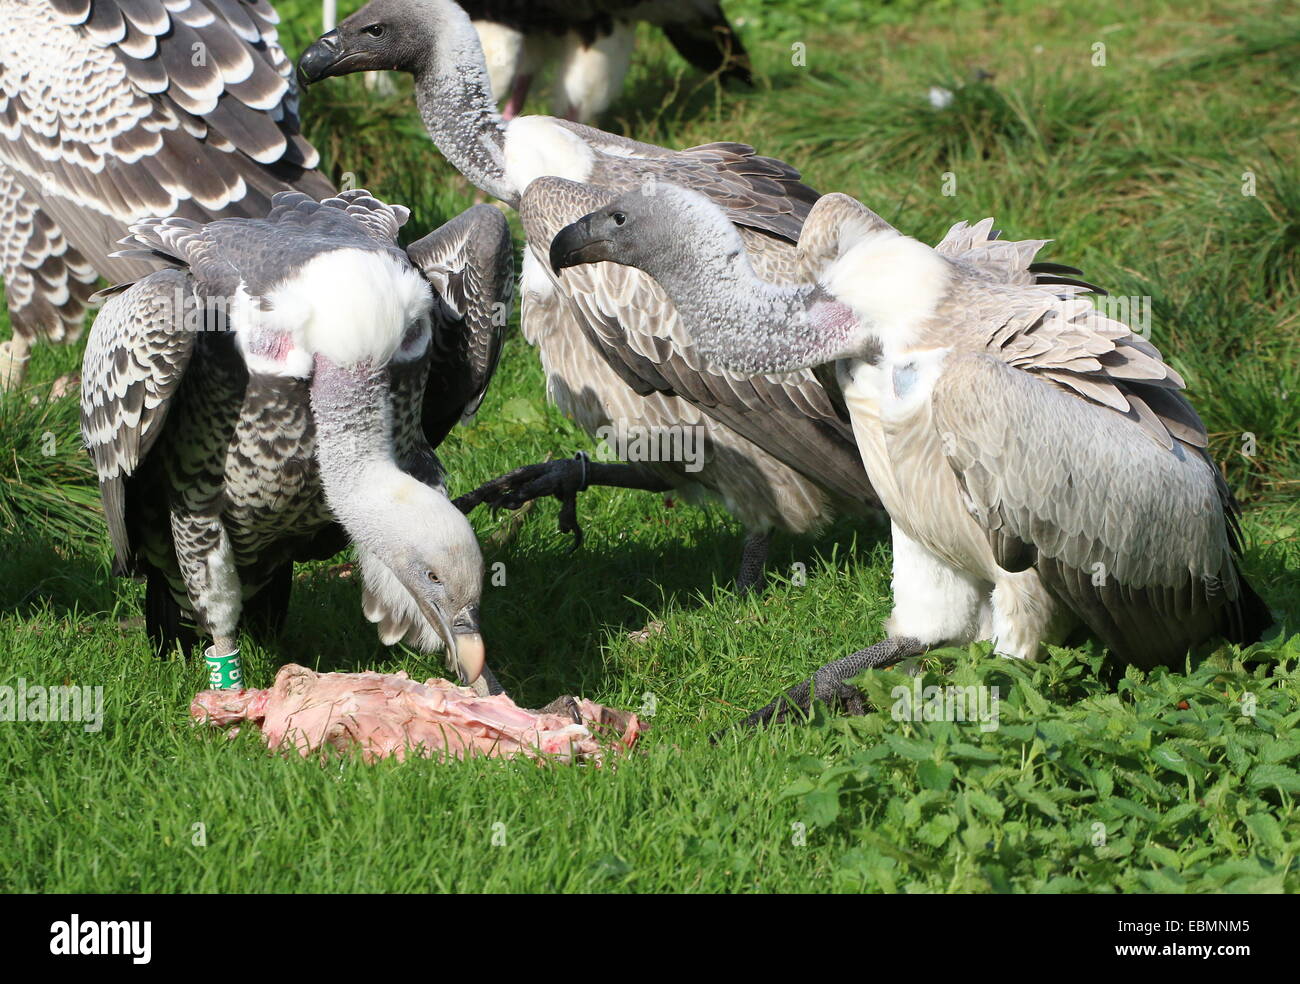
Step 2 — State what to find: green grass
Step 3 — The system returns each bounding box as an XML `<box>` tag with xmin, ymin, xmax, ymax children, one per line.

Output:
<box><xmin>1</xmin><ymin>0</ymin><xmax>1298</xmax><ymax>893</ymax></box>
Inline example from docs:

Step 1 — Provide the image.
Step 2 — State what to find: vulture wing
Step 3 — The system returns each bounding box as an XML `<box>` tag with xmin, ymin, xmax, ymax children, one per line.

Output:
<box><xmin>0</xmin><ymin>163</ymin><xmax>99</xmax><ymax>343</ymax></box>
<box><xmin>0</xmin><ymin>0</ymin><xmax>331</xmax><ymax>286</ymax></box>
<box><xmin>80</xmin><ymin>267</ymin><xmax>198</xmax><ymax>571</ymax></box>
<box><xmin>406</xmin><ymin>204</ymin><xmax>514</xmax><ymax>446</ymax></box>
<box><xmin>927</xmin><ymin>351</ymin><xmax>1267</xmax><ymax>668</ymax></box>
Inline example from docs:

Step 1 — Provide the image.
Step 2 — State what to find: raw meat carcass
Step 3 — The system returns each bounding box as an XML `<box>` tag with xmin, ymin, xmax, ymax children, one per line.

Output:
<box><xmin>191</xmin><ymin>664</ymin><xmax>642</xmax><ymax>764</ymax></box>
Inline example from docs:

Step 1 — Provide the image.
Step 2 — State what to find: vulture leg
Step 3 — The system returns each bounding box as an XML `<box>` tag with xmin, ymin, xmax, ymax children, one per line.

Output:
<box><xmin>145</xmin><ymin>569</ymin><xmax>199</xmax><ymax>660</ymax></box>
<box><xmin>724</xmin><ymin>636</ymin><xmax>925</xmax><ymax>734</ymax></box>
<box><xmin>735</xmin><ymin>531</ymin><xmax>770</xmax><ymax>594</ymax></box>
<box><xmin>170</xmin><ymin>509</ymin><xmax>243</xmax><ymax>659</ymax></box>
<box><xmin>455</xmin><ymin>453</ymin><xmax>674</xmax><ymax>550</ymax></box>
<box><xmin>502</xmin><ymin>73</ymin><xmax>534</xmax><ymax>121</ymax></box>
<box><xmin>0</xmin><ymin>334</ymin><xmax>31</xmax><ymax>390</ymax></box>
<box><xmin>242</xmin><ymin>562</ymin><xmax>294</xmax><ymax>640</ymax></box>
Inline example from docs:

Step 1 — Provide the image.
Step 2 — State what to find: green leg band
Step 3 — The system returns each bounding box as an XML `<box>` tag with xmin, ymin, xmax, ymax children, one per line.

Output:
<box><xmin>204</xmin><ymin>647</ymin><xmax>244</xmax><ymax>690</ymax></box>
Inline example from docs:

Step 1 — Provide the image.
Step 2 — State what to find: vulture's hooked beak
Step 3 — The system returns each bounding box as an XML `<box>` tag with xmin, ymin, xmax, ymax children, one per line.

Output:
<box><xmin>448</xmin><ymin>629</ymin><xmax>486</xmax><ymax>688</ymax></box>
<box><xmin>298</xmin><ymin>30</ymin><xmax>348</xmax><ymax>86</ymax></box>
<box><xmin>549</xmin><ymin>213</ymin><xmax>614</xmax><ymax>274</ymax></box>
<box><xmin>450</xmin><ymin>606</ymin><xmax>486</xmax><ymax>687</ymax></box>
<box><xmin>414</xmin><ymin>596</ymin><xmax>485</xmax><ymax>687</ymax></box>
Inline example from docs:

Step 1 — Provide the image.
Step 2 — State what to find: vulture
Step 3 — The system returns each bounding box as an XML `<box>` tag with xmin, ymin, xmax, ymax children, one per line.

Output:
<box><xmin>463</xmin><ymin>0</ymin><xmax>752</xmax><ymax>122</ymax></box>
<box><xmin>298</xmin><ymin>0</ymin><xmax>880</xmax><ymax>592</ymax></box>
<box><xmin>80</xmin><ymin>190</ymin><xmax>513</xmax><ymax>693</ymax></box>
<box><xmin>546</xmin><ymin>184</ymin><xmax>1275</xmax><ymax>722</ymax></box>
<box><xmin>0</xmin><ymin>0</ymin><xmax>332</xmax><ymax>389</ymax></box>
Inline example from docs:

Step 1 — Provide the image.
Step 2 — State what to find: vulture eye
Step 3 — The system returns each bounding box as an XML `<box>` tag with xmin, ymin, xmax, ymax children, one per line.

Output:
<box><xmin>363</xmin><ymin>24</ymin><xmax>386</xmax><ymax>38</ymax></box>
<box><xmin>611</xmin><ymin>211</ymin><xmax>626</xmax><ymax>226</ymax></box>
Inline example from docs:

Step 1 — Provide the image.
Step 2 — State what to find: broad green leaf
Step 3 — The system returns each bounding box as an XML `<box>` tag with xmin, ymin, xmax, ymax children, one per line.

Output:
<box><xmin>965</xmin><ymin>788</ymin><xmax>1005</xmax><ymax>822</ymax></box>
<box><xmin>1248</xmin><ymin>764</ymin><xmax>1300</xmax><ymax>794</ymax></box>
<box><xmin>883</xmin><ymin>733</ymin><xmax>935</xmax><ymax>761</ymax></box>
<box><xmin>1244</xmin><ymin>813</ymin><xmax>1288</xmax><ymax>853</ymax></box>
<box><xmin>916</xmin><ymin>760</ymin><xmax>956</xmax><ymax>792</ymax></box>
<box><xmin>803</xmin><ymin>786</ymin><xmax>843</xmax><ymax>827</ymax></box>
<box><xmin>1151</xmin><ymin>742</ymin><xmax>1194</xmax><ymax>777</ymax></box>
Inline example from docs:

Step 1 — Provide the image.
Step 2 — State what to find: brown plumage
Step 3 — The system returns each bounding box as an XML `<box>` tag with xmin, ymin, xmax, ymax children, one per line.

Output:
<box><xmin>0</xmin><ymin>0</ymin><xmax>332</xmax><ymax>387</ymax></box>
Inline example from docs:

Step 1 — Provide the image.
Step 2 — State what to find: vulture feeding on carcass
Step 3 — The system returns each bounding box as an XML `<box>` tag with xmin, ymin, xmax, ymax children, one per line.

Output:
<box><xmin>80</xmin><ymin>190</ymin><xmax>513</xmax><ymax>693</ymax></box>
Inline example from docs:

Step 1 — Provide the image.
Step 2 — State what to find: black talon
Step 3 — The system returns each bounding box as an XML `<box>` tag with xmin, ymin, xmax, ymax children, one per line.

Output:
<box><xmin>456</xmin><ymin>455</ymin><xmax>675</xmax><ymax>553</ymax></box>
<box><xmin>453</xmin><ymin>451</ymin><xmax>592</xmax><ymax>547</ymax></box>
<box><xmin>453</xmin><ymin>488</ymin><xmax>487</xmax><ymax>514</ymax></box>
<box><xmin>535</xmin><ymin>694</ymin><xmax>584</xmax><ymax>724</ymax></box>
<box><xmin>559</xmin><ymin>451</ymin><xmax>588</xmax><ymax>552</ymax></box>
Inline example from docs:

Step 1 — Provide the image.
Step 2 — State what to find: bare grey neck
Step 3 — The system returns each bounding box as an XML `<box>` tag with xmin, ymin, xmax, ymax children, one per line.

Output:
<box><xmin>412</xmin><ymin>3</ymin><xmax>517</xmax><ymax>205</ymax></box>
<box><xmin>653</xmin><ymin>245</ymin><xmax>864</xmax><ymax>376</ymax></box>
<box><xmin>309</xmin><ymin>358</ymin><xmax>410</xmax><ymax>552</ymax></box>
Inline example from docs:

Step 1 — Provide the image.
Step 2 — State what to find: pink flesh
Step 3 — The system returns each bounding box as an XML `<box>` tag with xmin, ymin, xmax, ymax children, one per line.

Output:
<box><xmin>191</xmin><ymin>664</ymin><xmax>641</xmax><ymax>765</ymax></box>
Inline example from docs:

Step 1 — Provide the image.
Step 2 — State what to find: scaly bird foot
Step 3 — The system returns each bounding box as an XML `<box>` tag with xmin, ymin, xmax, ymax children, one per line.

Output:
<box><xmin>721</xmin><ymin>636</ymin><xmax>926</xmax><ymax>737</ymax></box>
<box><xmin>734</xmin><ymin>531</ymin><xmax>771</xmax><ymax>595</ymax></box>
<box><xmin>454</xmin><ymin>452</ymin><xmax>590</xmax><ymax>551</ymax></box>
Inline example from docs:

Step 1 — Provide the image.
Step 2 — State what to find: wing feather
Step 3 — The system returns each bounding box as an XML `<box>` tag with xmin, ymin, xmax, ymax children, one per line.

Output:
<box><xmin>931</xmin><ymin>352</ymin><xmax>1259</xmax><ymax>667</ymax></box>
<box><xmin>0</xmin><ymin>0</ymin><xmax>331</xmax><ymax>293</ymax></box>
<box><xmin>927</xmin><ymin>227</ymin><xmax>1205</xmax><ymax>450</ymax></box>
<box><xmin>0</xmin><ymin>164</ymin><xmax>99</xmax><ymax>344</ymax></box>
<box><xmin>554</xmin><ymin>120</ymin><xmax>820</xmax><ymax>243</ymax></box>
<box><xmin>80</xmin><ymin>267</ymin><xmax>197</xmax><ymax>569</ymax></box>
<box><xmin>406</xmin><ymin>204</ymin><xmax>514</xmax><ymax>444</ymax></box>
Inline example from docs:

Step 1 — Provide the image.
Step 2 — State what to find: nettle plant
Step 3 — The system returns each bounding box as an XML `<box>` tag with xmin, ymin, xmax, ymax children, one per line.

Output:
<box><xmin>781</xmin><ymin>635</ymin><xmax>1300</xmax><ymax>892</ymax></box>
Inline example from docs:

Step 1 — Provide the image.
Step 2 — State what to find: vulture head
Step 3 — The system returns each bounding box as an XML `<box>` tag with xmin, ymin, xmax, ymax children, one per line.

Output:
<box><xmin>353</xmin><ymin>476</ymin><xmax>487</xmax><ymax>686</ymax></box>
<box><xmin>545</xmin><ymin>180</ymin><xmax>872</xmax><ymax>376</ymax></box>
<box><xmin>549</xmin><ymin>183</ymin><xmax>747</xmax><ymax>279</ymax></box>
<box><xmin>299</xmin><ymin>0</ymin><xmax>457</xmax><ymax>84</ymax></box>
<box><xmin>291</xmin><ymin>244</ymin><xmax>488</xmax><ymax>686</ymax></box>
